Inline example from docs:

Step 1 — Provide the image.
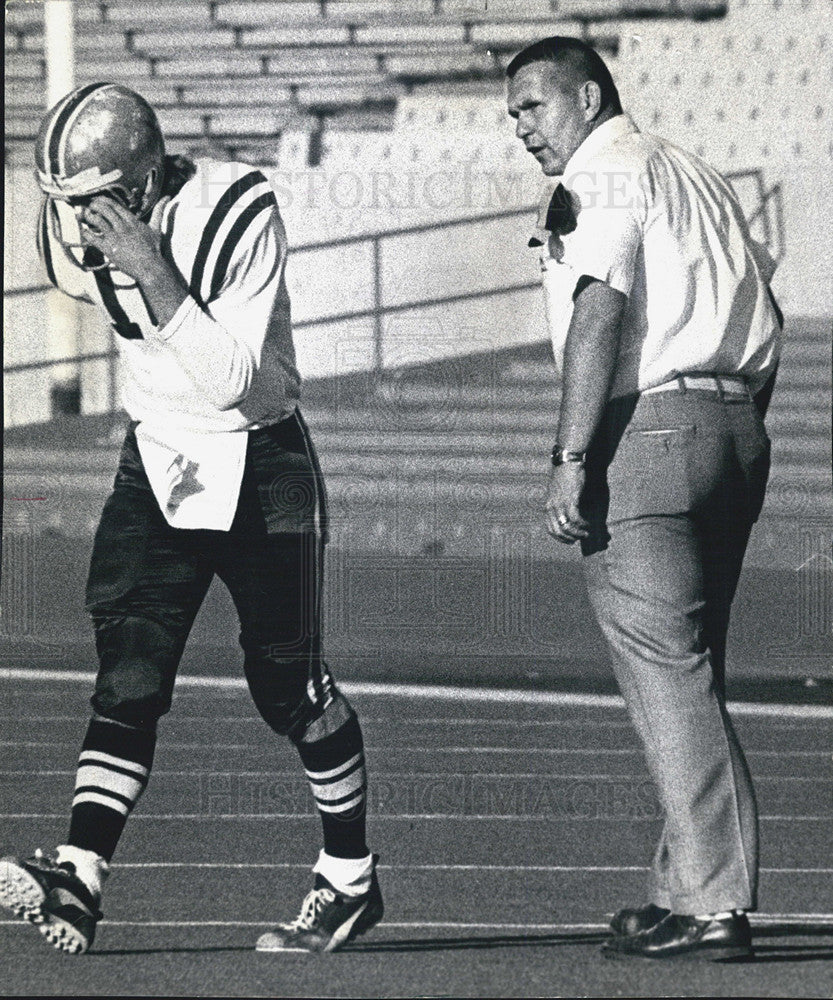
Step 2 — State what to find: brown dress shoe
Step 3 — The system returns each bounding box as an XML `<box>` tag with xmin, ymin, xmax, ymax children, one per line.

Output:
<box><xmin>610</xmin><ymin>903</ymin><xmax>671</xmax><ymax>936</ymax></box>
<box><xmin>602</xmin><ymin>911</ymin><xmax>754</xmax><ymax>962</ymax></box>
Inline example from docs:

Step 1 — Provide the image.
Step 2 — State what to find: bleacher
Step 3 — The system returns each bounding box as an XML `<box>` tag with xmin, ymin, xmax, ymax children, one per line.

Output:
<box><xmin>2</xmin><ymin>0</ymin><xmax>830</xmax><ymax>661</ymax></box>
<box><xmin>5</xmin><ymin>0</ymin><xmax>730</xmax><ymax>165</ymax></box>
<box><xmin>4</xmin><ymin>0</ymin><xmax>831</xmax><ymax>529</ymax></box>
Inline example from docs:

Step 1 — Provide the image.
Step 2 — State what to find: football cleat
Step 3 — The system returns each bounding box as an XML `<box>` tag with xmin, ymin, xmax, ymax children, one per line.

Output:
<box><xmin>0</xmin><ymin>850</ymin><xmax>102</xmax><ymax>955</ymax></box>
<box><xmin>256</xmin><ymin>861</ymin><xmax>384</xmax><ymax>954</ymax></box>
<box><xmin>34</xmin><ymin>82</ymin><xmax>165</xmax><ymax>270</ymax></box>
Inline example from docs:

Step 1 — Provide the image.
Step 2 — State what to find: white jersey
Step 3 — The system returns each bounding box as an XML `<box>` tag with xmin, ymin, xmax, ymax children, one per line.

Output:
<box><xmin>39</xmin><ymin>158</ymin><xmax>302</xmax><ymax>529</ymax></box>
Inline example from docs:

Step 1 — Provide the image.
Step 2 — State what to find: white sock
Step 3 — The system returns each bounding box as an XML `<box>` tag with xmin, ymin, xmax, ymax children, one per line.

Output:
<box><xmin>313</xmin><ymin>850</ymin><xmax>373</xmax><ymax>897</ymax></box>
<box><xmin>55</xmin><ymin>845</ymin><xmax>109</xmax><ymax>899</ymax></box>
<box><xmin>695</xmin><ymin>910</ymin><xmax>737</xmax><ymax>921</ymax></box>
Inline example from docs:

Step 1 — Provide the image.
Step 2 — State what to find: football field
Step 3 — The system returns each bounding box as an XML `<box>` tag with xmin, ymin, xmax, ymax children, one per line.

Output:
<box><xmin>1</xmin><ymin>671</ymin><xmax>831</xmax><ymax>998</ymax></box>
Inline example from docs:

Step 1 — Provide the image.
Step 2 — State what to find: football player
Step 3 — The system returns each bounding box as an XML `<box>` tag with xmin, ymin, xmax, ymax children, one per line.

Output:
<box><xmin>0</xmin><ymin>82</ymin><xmax>383</xmax><ymax>954</ymax></box>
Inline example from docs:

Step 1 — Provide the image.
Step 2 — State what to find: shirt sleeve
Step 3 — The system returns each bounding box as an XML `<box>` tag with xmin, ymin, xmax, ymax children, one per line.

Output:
<box><xmin>559</xmin><ymin>178</ymin><xmax>643</xmax><ymax>297</ymax></box>
<box><xmin>153</xmin><ymin>199</ymin><xmax>287</xmax><ymax>412</ymax></box>
<box><xmin>748</xmin><ymin>236</ymin><xmax>778</xmax><ymax>284</ymax></box>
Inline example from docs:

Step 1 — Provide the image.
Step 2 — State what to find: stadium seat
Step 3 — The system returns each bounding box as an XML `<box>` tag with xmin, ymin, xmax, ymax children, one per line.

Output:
<box><xmin>469</xmin><ymin>20</ymin><xmax>583</xmax><ymax>47</ymax></box>
<box><xmin>131</xmin><ymin>29</ymin><xmax>238</xmax><ymax>52</ymax></box>
<box><xmin>383</xmin><ymin>50</ymin><xmax>498</xmax><ymax>79</ymax></box>
<box><xmin>180</xmin><ymin>80</ymin><xmax>296</xmax><ymax>107</ymax></box>
<box><xmin>265</xmin><ymin>49</ymin><xmax>381</xmax><ymax>73</ymax></box>
<box><xmin>214</xmin><ymin>1</ymin><xmax>324</xmax><ymax>26</ymax></box>
<box><xmin>411</xmin><ymin>78</ymin><xmax>505</xmax><ymax>97</ymax></box>
<box><xmin>103</xmin><ymin>1</ymin><xmax>213</xmax><ymax>25</ymax></box>
<box><xmin>154</xmin><ymin>108</ymin><xmax>210</xmax><ymax>138</ymax></box>
<box><xmin>325</xmin><ymin>1</ymin><xmax>435</xmax><ymax>18</ymax></box>
<box><xmin>76</xmin><ymin>57</ymin><xmax>153</xmax><ymax>79</ymax></box>
<box><xmin>439</xmin><ymin>0</ymin><xmax>556</xmax><ymax>17</ymax></box>
<box><xmin>4</xmin><ymin>1</ymin><xmax>104</xmax><ymax>29</ymax></box>
<box><xmin>294</xmin><ymin>81</ymin><xmax>405</xmax><ymax>108</ymax></box>
<box><xmin>354</xmin><ymin>23</ymin><xmax>468</xmax><ymax>45</ymax></box>
<box><xmin>208</xmin><ymin>107</ymin><xmax>311</xmax><ymax>136</ymax></box>
<box><xmin>5</xmin><ymin>78</ymin><xmax>44</xmax><ymax>110</ymax></box>
<box><xmin>17</xmin><ymin>27</ymin><xmax>131</xmax><ymax>55</ymax></box>
<box><xmin>5</xmin><ymin>53</ymin><xmax>44</xmax><ymax>80</ymax></box>
<box><xmin>557</xmin><ymin>0</ymin><xmax>631</xmax><ymax>18</ymax></box>
<box><xmin>5</xmin><ymin>110</ymin><xmax>47</xmax><ymax>139</ymax></box>
<box><xmin>155</xmin><ymin>54</ymin><xmax>264</xmax><ymax>77</ymax></box>
<box><xmin>240</xmin><ymin>24</ymin><xmax>352</xmax><ymax>46</ymax></box>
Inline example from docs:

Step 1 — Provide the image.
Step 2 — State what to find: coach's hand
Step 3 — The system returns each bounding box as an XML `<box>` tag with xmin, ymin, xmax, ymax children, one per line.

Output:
<box><xmin>79</xmin><ymin>194</ymin><xmax>170</xmax><ymax>281</ymax></box>
<box><xmin>544</xmin><ymin>463</ymin><xmax>590</xmax><ymax>544</ymax></box>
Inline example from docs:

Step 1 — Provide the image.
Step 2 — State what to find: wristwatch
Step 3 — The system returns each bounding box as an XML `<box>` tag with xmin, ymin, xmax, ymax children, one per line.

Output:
<box><xmin>551</xmin><ymin>447</ymin><xmax>586</xmax><ymax>468</ymax></box>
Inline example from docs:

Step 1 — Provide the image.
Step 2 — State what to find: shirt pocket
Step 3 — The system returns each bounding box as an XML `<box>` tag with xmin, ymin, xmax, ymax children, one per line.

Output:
<box><xmin>605</xmin><ymin>424</ymin><xmax>696</xmax><ymax>524</ymax></box>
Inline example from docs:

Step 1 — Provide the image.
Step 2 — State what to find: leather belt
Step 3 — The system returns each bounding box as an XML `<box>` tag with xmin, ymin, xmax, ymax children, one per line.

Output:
<box><xmin>642</xmin><ymin>375</ymin><xmax>750</xmax><ymax>397</ymax></box>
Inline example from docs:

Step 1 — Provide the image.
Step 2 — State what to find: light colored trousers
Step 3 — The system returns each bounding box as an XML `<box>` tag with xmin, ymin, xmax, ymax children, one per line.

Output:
<box><xmin>581</xmin><ymin>387</ymin><xmax>771</xmax><ymax>914</ymax></box>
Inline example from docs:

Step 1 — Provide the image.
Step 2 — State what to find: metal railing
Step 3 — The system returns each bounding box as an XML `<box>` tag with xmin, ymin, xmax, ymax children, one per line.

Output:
<box><xmin>4</xmin><ymin>204</ymin><xmax>542</xmax><ymax>416</ymax></box>
<box><xmin>3</xmin><ymin>168</ymin><xmax>785</xmax><ymax>419</ymax></box>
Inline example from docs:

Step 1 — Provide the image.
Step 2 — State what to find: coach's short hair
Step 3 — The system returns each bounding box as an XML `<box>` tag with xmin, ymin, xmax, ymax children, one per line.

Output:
<box><xmin>506</xmin><ymin>36</ymin><xmax>622</xmax><ymax>116</ymax></box>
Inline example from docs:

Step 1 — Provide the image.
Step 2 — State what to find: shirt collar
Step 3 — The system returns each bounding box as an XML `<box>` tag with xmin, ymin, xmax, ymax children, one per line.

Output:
<box><xmin>562</xmin><ymin>114</ymin><xmax>638</xmax><ymax>189</ymax></box>
<box><xmin>528</xmin><ymin>114</ymin><xmax>638</xmax><ymax>248</ymax></box>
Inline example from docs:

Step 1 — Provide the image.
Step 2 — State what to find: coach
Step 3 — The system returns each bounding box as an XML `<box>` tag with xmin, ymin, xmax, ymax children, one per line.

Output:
<box><xmin>507</xmin><ymin>37</ymin><xmax>782</xmax><ymax>960</ymax></box>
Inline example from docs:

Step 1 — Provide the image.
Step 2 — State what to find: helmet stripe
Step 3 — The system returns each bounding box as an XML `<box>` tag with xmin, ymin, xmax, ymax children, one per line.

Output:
<box><xmin>39</xmin><ymin>90</ymin><xmax>76</xmax><ymax>174</ymax></box>
<box><xmin>189</xmin><ymin>169</ymin><xmax>268</xmax><ymax>305</ymax></box>
<box><xmin>47</xmin><ymin>82</ymin><xmax>112</xmax><ymax>177</ymax></box>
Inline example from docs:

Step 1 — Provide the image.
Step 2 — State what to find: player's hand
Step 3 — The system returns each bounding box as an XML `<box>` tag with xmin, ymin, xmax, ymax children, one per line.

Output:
<box><xmin>544</xmin><ymin>463</ymin><xmax>590</xmax><ymax>544</ymax></box>
<box><xmin>79</xmin><ymin>194</ymin><xmax>169</xmax><ymax>280</ymax></box>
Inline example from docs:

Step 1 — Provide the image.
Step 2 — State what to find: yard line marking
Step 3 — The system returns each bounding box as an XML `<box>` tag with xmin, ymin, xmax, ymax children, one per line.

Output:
<box><xmin>3</xmin><ymin>669</ymin><xmax>831</xmax><ymax>720</ymax></box>
<box><xmin>2</xmin><ymin>770</ymin><xmax>826</xmax><ymax>783</ymax></box>
<box><xmin>12</xmin><ymin>714</ymin><xmax>824</xmax><ymax>731</ymax></box>
<box><xmin>2</xmin><ymin>813</ymin><xmax>829</xmax><ymax>821</ymax></box>
<box><xmin>108</xmin><ymin>863</ymin><xmax>833</xmax><ymax>874</ymax></box>
<box><xmin>0</xmin><ymin>919</ymin><xmax>609</xmax><ymax>931</ymax></box>
<box><xmin>2</xmin><ymin>916</ymin><xmax>831</xmax><ymax>929</ymax></box>
<box><xmin>2</xmin><ymin>742</ymin><xmax>829</xmax><ymax>756</ymax></box>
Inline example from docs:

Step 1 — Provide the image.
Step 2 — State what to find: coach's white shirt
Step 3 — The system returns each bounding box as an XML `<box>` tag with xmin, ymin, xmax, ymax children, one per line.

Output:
<box><xmin>534</xmin><ymin>115</ymin><xmax>781</xmax><ymax>398</ymax></box>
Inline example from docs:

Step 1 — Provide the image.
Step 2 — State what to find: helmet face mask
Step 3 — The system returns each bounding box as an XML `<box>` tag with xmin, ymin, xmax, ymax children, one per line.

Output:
<box><xmin>35</xmin><ymin>82</ymin><xmax>164</xmax><ymax>274</ymax></box>
<box><xmin>46</xmin><ymin>196</ymin><xmax>110</xmax><ymax>273</ymax></box>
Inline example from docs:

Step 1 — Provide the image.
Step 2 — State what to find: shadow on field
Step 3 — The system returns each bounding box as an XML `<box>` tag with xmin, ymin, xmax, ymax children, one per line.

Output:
<box><xmin>93</xmin><ymin>946</ymin><xmax>252</xmax><ymax>956</ymax></box>
<box><xmin>346</xmin><ymin>930</ymin><xmax>608</xmax><ymax>953</ymax></box>
<box><xmin>749</xmin><ymin>921</ymin><xmax>833</xmax><ymax>963</ymax></box>
<box><xmin>90</xmin><ymin>926</ymin><xmax>833</xmax><ymax>960</ymax></box>
<box><xmin>96</xmin><ymin>932</ymin><xmax>609</xmax><ymax>957</ymax></box>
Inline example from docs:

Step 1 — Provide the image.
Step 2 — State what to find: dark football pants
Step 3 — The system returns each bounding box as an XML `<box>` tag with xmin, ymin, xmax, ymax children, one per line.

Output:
<box><xmin>84</xmin><ymin>414</ymin><xmax>333</xmax><ymax>737</ymax></box>
<box><xmin>580</xmin><ymin>387</ymin><xmax>771</xmax><ymax>915</ymax></box>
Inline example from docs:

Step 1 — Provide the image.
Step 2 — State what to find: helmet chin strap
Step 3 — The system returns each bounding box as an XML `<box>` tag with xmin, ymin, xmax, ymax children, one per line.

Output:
<box><xmin>136</xmin><ymin>167</ymin><xmax>162</xmax><ymax>220</ymax></box>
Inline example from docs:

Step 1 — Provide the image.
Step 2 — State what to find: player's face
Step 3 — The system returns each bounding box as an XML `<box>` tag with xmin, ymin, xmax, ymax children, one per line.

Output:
<box><xmin>507</xmin><ymin>61</ymin><xmax>591</xmax><ymax>176</ymax></box>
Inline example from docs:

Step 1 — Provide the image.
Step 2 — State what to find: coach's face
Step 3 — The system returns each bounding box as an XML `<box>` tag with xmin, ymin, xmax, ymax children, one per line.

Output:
<box><xmin>507</xmin><ymin>61</ymin><xmax>596</xmax><ymax>176</ymax></box>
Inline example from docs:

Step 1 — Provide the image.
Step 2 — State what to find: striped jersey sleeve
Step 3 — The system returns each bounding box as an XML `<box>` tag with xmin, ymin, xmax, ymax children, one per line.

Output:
<box><xmin>187</xmin><ymin>168</ymin><xmax>279</xmax><ymax>307</ymax></box>
<box><xmin>154</xmin><ymin>162</ymin><xmax>289</xmax><ymax>411</ymax></box>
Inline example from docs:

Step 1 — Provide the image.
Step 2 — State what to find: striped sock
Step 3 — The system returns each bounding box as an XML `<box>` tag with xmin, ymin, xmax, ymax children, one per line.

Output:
<box><xmin>67</xmin><ymin>717</ymin><xmax>156</xmax><ymax>862</ymax></box>
<box><xmin>297</xmin><ymin>715</ymin><xmax>368</xmax><ymax>859</ymax></box>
